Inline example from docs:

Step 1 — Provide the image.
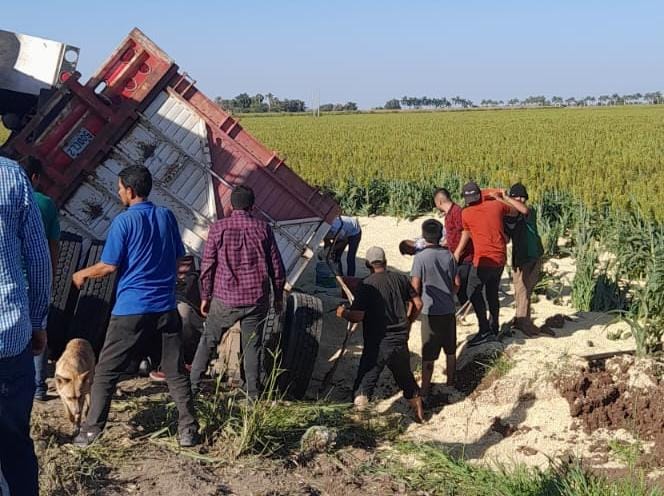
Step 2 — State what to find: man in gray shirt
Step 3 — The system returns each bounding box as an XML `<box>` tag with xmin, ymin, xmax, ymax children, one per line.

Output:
<box><xmin>411</xmin><ymin>220</ymin><xmax>459</xmax><ymax>398</ymax></box>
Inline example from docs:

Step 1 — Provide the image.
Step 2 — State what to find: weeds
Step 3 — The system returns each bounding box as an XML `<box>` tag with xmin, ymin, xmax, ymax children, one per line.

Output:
<box><xmin>371</xmin><ymin>441</ymin><xmax>663</xmax><ymax>496</ymax></box>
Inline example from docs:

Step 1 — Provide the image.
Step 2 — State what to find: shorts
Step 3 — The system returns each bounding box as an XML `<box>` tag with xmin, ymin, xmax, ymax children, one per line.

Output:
<box><xmin>420</xmin><ymin>313</ymin><xmax>456</xmax><ymax>360</ymax></box>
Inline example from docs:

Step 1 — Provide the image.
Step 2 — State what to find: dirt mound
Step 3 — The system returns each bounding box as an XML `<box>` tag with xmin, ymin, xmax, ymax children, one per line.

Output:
<box><xmin>558</xmin><ymin>355</ymin><xmax>664</xmax><ymax>464</ymax></box>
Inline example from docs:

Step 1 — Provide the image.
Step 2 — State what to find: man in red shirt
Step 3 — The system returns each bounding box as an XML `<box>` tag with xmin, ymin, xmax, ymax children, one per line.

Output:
<box><xmin>189</xmin><ymin>186</ymin><xmax>286</xmax><ymax>399</ymax></box>
<box><xmin>434</xmin><ymin>188</ymin><xmax>473</xmax><ymax>306</ymax></box>
<box><xmin>454</xmin><ymin>182</ymin><xmax>528</xmax><ymax>347</ymax></box>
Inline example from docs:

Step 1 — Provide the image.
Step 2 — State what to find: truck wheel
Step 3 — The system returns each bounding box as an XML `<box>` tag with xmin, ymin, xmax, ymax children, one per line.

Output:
<box><xmin>47</xmin><ymin>232</ymin><xmax>83</xmax><ymax>359</ymax></box>
<box><xmin>69</xmin><ymin>240</ymin><xmax>117</xmax><ymax>356</ymax></box>
<box><xmin>276</xmin><ymin>293</ymin><xmax>323</xmax><ymax>399</ymax></box>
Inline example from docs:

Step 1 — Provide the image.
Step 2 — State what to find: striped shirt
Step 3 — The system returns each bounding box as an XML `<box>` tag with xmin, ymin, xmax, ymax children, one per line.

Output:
<box><xmin>0</xmin><ymin>156</ymin><xmax>51</xmax><ymax>358</ymax></box>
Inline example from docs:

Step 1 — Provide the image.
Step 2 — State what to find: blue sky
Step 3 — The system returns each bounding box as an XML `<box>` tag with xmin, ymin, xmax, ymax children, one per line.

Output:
<box><xmin>3</xmin><ymin>0</ymin><xmax>663</xmax><ymax>108</ymax></box>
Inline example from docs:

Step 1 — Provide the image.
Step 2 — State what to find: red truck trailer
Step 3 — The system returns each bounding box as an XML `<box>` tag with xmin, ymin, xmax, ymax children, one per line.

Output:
<box><xmin>4</xmin><ymin>28</ymin><xmax>340</xmax><ymax>398</ymax></box>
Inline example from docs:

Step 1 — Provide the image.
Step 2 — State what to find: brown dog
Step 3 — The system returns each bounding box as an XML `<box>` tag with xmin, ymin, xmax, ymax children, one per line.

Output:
<box><xmin>54</xmin><ymin>338</ymin><xmax>96</xmax><ymax>431</ymax></box>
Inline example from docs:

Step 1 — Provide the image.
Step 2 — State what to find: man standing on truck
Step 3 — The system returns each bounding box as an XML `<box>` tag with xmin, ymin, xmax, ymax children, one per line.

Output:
<box><xmin>0</xmin><ymin>155</ymin><xmax>51</xmax><ymax>496</ymax></box>
<box><xmin>337</xmin><ymin>246</ymin><xmax>425</xmax><ymax>422</ymax></box>
<box><xmin>189</xmin><ymin>185</ymin><xmax>286</xmax><ymax>400</ymax></box>
<box><xmin>71</xmin><ymin>165</ymin><xmax>199</xmax><ymax>448</ymax></box>
<box><xmin>23</xmin><ymin>157</ymin><xmax>60</xmax><ymax>402</ymax></box>
<box><xmin>454</xmin><ymin>182</ymin><xmax>528</xmax><ymax>347</ymax></box>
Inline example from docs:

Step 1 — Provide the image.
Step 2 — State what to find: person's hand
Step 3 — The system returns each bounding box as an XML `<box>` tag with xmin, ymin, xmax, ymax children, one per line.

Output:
<box><xmin>72</xmin><ymin>270</ymin><xmax>87</xmax><ymax>290</ymax></box>
<box><xmin>32</xmin><ymin>329</ymin><xmax>47</xmax><ymax>356</ymax></box>
<box><xmin>200</xmin><ymin>299</ymin><xmax>211</xmax><ymax>317</ymax></box>
<box><xmin>274</xmin><ymin>299</ymin><xmax>283</xmax><ymax>314</ymax></box>
<box><xmin>336</xmin><ymin>304</ymin><xmax>347</xmax><ymax>319</ymax></box>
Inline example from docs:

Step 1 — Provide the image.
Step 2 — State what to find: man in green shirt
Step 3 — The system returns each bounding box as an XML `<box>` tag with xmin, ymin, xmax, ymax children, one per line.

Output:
<box><xmin>24</xmin><ymin>158</ymin><xmax>60</xmax><ymax>401</ymax></box>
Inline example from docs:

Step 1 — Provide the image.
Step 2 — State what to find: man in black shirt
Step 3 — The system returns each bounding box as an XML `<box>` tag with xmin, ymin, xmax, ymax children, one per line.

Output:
<box><xmin>337</xmin><ymin>246</ymin><xmax>424</xmax><ymax>423</ymax></box>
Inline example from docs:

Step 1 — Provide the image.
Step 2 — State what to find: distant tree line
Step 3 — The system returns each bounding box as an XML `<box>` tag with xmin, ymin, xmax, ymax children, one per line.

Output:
<box><xmin>215</xmin><ymin>93</ymin><xmax>306</xmax><ymax>113</ymax></box>
<box><xmin>318</xmin><ymin>102</ymin><xmax>358</xmax><ymax>112</ymax></box>
<box><xmin>382</xmin><ymin>91</ymin><xmax>664</xmax><ymax>110</ymax></box>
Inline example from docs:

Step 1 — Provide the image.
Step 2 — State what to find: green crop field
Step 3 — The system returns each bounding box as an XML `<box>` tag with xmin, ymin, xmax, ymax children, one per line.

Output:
<box><xmin>241</xmin><ymin>106</ymin><xmax>664</xmax><ymax>220</ymax></box>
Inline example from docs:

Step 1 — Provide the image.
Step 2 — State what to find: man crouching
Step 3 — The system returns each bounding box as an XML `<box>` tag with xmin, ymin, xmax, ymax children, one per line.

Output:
<box><xmin>336</xmin><ymin>246</ymin><xmax>425</xmax><ymax>423</ymax></box>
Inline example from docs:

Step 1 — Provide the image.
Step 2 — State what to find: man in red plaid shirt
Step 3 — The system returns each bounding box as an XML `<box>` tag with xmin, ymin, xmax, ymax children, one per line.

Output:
<box><xmin>189</xmin><ymin>186</ymin><xmax>286</xmax><ymax>399</ymax></box>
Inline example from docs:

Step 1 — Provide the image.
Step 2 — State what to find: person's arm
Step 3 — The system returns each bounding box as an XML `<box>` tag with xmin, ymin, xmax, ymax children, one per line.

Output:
<box><xmin>21</xmin><ymin>183</ymin><xmax>51</xmax><ymax>355</ymax></box>
<box><xmin>72</xmin><ymin>262</ymin><xmax>117</xmax><ymax>289</ymax></box>
<box><xmin>411</xmin><ymin>276</ymin><xmax>422</xmax><ymax>296</ymax></box>
<box><xmin>408</xmin><ymin>295</ymin><xmax>423</xmax><ymax>323</ymax></box>
<box><xmin>487</xmin><ymin>190</ymin><xmax>529</xmax><ymax>216</ymax></box>
<box><xmin>266</xmin><ymin>225</ymin><xmax>286</xmax><ymax>313</ymax></box>
<box><xmin>454</xmin><ymin>230</ymin><xmax>471</xmax><ymax>262</ymax></box>
<box><xmin>199</xmin><ymin>223</ymin><xmax>219</xmax><ymax>317</ymax></box>
<box><xmin>336</xmin><ymin>305</ymin><xmax>365</xmax><ymax>323</ymax></box>
<box><xmin>47</xmin><ymin>198</ymin><xmax>61</xmax><ymax>280</ymax></box>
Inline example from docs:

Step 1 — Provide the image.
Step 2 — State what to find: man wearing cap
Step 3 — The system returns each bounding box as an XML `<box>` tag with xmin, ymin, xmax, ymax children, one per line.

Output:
<box><xmin>336</xmin><ymin>246</ymin><xmax>424</xmax><ymax>422</ymax></box>
<box><xmin>190</xmin><ymin>185</ymin><xmax>286</xmax><ymax>400</ymax></box>
<box><xmin>503</xmin><ymin>183</ymin><xmax>552</xmax><ymax>337</ymax></box>
<box><xmin>411</xmin><ymin>219</ymin><xmax>460</xmax><ymax>396</ymax></box>
<box><xmin>454</xmin><ymin>182</ymin><xmax>528</xmax><ymax>347</ymax></box>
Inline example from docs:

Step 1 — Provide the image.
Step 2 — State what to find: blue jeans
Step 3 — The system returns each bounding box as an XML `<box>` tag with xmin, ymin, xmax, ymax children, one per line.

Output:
<box><xmin>332</xmin><ymin>232</ymin><xmax>362</xmax><ymax>277</ymax></box>
<box><xmin>0</xmin><ymin>346</ymin><xmax>39</xmax><ymax>496</ymax></box>
<box><xmin>33</xmin><ymin>349</ymin><xmax>48</xmax><ymax>397</ymax></box>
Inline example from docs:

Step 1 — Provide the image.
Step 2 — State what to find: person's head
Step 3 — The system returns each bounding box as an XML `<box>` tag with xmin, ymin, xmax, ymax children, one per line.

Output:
<box><xmin>230</xmin><ymin>185</ymin><xmax>255</xmax><ymax>211</ymax></box>
<box><xmin>365</xmin><ymin>246</ymin><xmax>387</xmax><ymax>272</ymax></box>
<box><xmin>421</xmin><ymin>219</ymin><xmax>443</xmax><ymax>245</ymax></box>
<box><xmin>433</xmin><ymin>187</ymin><xmax>454</xmax><ymax>214</ymax></box>
<box><xmin>24</xmin><ymin>157</ymin><xmax>43</xmax><ymax>188</ymax></box>
<box><xmin>508</xmin><ymin>183</ymin><xmax>529</xmax><ymax>204</ymax></box>
<box><xmin>118</xmin><ymin>165</ymin><xmax>152</xmax><ymax>206</ymax></box>
<box><xmin>462</xmin><ymin>181</ymin><xmax>482</xmax><ymax>206</ymax></box>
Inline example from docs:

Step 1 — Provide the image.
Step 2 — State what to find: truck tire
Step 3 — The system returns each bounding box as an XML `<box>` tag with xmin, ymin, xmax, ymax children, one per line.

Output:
<box><xmin>276</xmin><ymin>293</ymin><xmax>323</xmax><ymax>399</ymax></box>
<box><xmin>69</xmin><ymin>240</ymin><xmax>117</xmax><ymax>356</ymax></box>
<box><xmin>47</xmin><ymin>232</ymin><xmax>83</xmax><ymax>359</ymax></box>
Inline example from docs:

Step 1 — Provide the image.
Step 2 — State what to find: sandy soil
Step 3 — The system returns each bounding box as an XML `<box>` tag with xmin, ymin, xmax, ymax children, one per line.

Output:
<box><xmin>301</xmin><ymin>215</ymin><xmax>637</xmax><ymax>472</ymax></box>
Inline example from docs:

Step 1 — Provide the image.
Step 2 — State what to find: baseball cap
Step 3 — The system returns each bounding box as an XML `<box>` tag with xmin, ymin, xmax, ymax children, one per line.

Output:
<box><xmin>366</xmin><ymin>246</ymin><xmax>386</xmax><ymax>264</ymax></box>
<box><xmin>508</xmin><ymin>183</ymin><xmax>529</xmax><ymax>200</ymax></box>
<box><xmin>462</xmin><ymin>181</ymin><xmax>482</xmax><ymax>205</ymax></box>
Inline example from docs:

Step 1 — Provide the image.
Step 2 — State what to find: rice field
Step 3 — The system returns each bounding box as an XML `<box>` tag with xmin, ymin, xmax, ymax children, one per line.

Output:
<box><xmin>241</xmin><ymin>105</ymin><xmax>664</xmax><ymax>221</ymax></box>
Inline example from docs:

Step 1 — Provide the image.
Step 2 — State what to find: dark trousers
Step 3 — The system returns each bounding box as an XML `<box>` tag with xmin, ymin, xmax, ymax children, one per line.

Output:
<box><xmin>189</xmin><ymin>298</ymin><xmax>268</xmax><ymax>398</ymax></box>
<box><xmin>353</xmin><ymin>334</ymin><xmax>419</xmax><ymax>400</ymax></box>
<box><xmin>467</xmin><ymin>265</ymin><xmax>504</xmax><ymax>334</ymax></box>
<box><xmin>83</xmin><ymin>310</ymin><xmax>197</xmax><ymax>435</ymax></box>
<box><xmin>457</xmin><ymin>261</ymin><xmax>472</xmax><ymax>306</ymax></box>
<box><xmin>333</xmin><ymin>232</ymin><xmax>362</xmax><ymax>277</ymax></box>
<box><xmin>0</xmin><ymin>347</ymin><xmax>38</xmax><ymax>496</ymax></box>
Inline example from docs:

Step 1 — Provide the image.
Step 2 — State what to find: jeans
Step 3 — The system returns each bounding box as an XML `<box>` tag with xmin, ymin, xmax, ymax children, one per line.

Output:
<box><xmin>457</xmin><ymin>261</ymin><xmax>472</xmax><ymax>306</ymax></box>
<box><xmin>82</xmin><ymin>311</ymin><xmax>197</xmax><ymax>435</ymax></box>
<box><xmin>333</xmin><ymin>232</ymin><xmax>362</xmax><ymax>277</ymax></box>
<box><xmin>354</xmin><ymin>333</ymin><xmax>419</xmax><ymax>400</ymax></box>
<box><xmin>189</xmin><ymin>298</ymin><xmax>268</xmax><ymax>398</ymax></box>
<box><xmin>0</xmin><ymin>346</ymin><xmax>39</xmax><ymax>496</ymax></box>
<box><xmin>467</xmin><ymin>265</ymin><xmax>504</xmax><ymax>334</ymax></box>
<box><xmin>33</xmin><ymin>349</ymin><xmax>48</xmax><ymax>397</ymax></box>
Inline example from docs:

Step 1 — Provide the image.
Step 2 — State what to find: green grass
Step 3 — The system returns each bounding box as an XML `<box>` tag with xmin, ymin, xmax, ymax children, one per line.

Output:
<box><xmin>241</xmin><ymin>105</ymin><xmax>664</xmax><ymax>221</ymax></box>
<box><xmin>371</xmin><ymin>442</ymin><xmax>662</xmax><ymax>496</ymax></box>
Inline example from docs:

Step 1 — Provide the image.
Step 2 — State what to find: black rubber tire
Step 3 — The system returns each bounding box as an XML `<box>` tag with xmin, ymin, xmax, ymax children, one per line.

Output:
<box><xmin>276</xmin><ymin>293</ymin><xmax>323</xmax><ymax>399</ymax></box>
<box><xmin>47</xmin><ymin>232</ymin><xmax>83</xmax><ymax>360</ymax></box>
<box><xmin>69</xmin><ymin>240</ymin><xmax>117</xmax><ymax>356</ymax></box>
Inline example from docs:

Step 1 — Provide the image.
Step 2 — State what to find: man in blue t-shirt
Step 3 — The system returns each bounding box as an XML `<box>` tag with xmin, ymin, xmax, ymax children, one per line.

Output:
<box><xmin>71</xmin><ymin>165</ymin><xmax>198</xmax><ymax>448</ymax></box>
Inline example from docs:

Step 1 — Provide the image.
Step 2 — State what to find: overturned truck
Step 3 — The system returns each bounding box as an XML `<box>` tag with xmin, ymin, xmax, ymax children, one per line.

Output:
<box><xmin>2</xmin><ymin>28</ymin><xmax>340</xmax><ymax>399</ymax></box>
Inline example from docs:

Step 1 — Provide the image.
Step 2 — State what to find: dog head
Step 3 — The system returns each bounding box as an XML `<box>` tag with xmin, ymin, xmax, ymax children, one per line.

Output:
<box><xmin>55</xmin><ymin>370</ymin><xmax>92</xmax><ymax>426</ymax></box>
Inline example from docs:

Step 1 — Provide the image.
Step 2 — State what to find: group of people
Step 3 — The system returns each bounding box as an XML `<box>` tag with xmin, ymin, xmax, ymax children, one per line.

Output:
<box><xmin>335</xmin><ymin>181</ymin><xmax>550</xmax><ymax>420</ymax></box>
<box><xmin>0</xmin><ymin>156</ymin><xmax>286</xmax><ymax>495</ymax></box>
<box><xmin>0</xmin><ymin>143</ymin><xmax>549</xmax><ymax>494</ymax></box>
